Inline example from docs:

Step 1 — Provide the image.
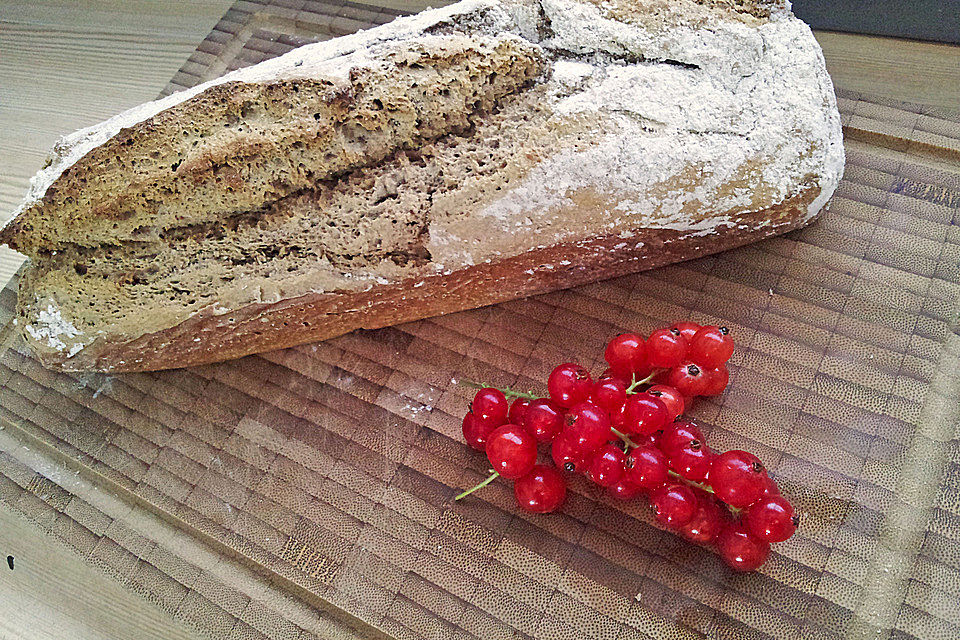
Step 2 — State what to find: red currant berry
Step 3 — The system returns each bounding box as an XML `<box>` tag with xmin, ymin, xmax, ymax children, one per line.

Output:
<box><xmin>716</xmin><ymin>523</ymin><xmax>770</xmax><ymax>572</ymax></box>
<box><xmin>514</xmin><ymin>465</ymin><xmax>567</xmax><ymax>513</ymax></box>
<box><xmin>646</xmin><ymin>385</ymin><xmax>685</xmax><ymax>421</ymax></box>
<box><xmin>509</xmin><ymin>398</ymin><xmax>531</xmax><ymax>425</ymax></box>
<box><xmin>650</xmin><ymin>483</ymin><xmax>697</xmax><ymax>528</ymax></box>
<box><xmin>471</xmin><ymin>388</ymin><xmax>509</xmax><ymax>427</ymax></box>
<box><xmin>551</xmin><ymin>433</ymin><xmax>591</xmax><ymax>473</ymax></box>
<box><xmin>678</xmin><ymin>495</ymin><xmax>724</xmax><ymax>545</ymax></box>
<box><xmin>609</xmin><ymin>399</ymin><xmax>628</xmax><ymax>431</ymax></box>
<box><xmin>745</xmin><ymin>495</ymin><xmax>798</xmax><ymax>543</ymax></box>
<box><xmin>523</xmin><ymin>399</ymin><xmax>563</xmax><ymax>443</ymax></box>
<box><xmin>651</xmin><ymin>368</ymin><xmax>670</xmax><ymax>385</ymax></box>
<box><xmin>632</xmin><ymin>362</ymin><xmax>656</xmax><ymax>384</ymax></box>
<box><xmin>700</xmin><ymin>365</ymin><xmax>730</xmax><ymax>396</ymax></box>
<box><xmin>666</xmin><ymin>362</ymin><xmax>708</xmax><ymax>396</ymax></box>
<box><xmin>710</xmin><ymin>450</ymin><xmax>767</xmax><ymax>508</ymax></box>
<box><xmin>548</xmin><ymin>363</ymin><xmax>593</xmax><ymax>408</ymax></box>
<box><xmin>587</xmin><ymin>444</ymin><xmax>625</xmax><ymax>487</ymax></box>
<box><xmin>635</xmin><ymin>429</ymin><xmax>664</xmax><ymax>448</ymax></box>
<box><xmin>600</xmin><ymin>369</ymin><xmax>630</xmax><ymax>387</ymax></box>
<box><xmin>622</xmin><ymin>445</ymin><xmax>668</xmax><ymax>492</ymax></box>
<box><xmin>485</xmin><ymin>424</ymin><xmax>537</xmax><ymax>480</ymax></box>
<box><xmin>462</xmin><ymin>411</ymin><xmax>495</xmax><ymax>451</ymax></box>
<box><xmin>760</xmin><ymin>474</ymin><xmax>780</xmax><ymax>498</ymax></box>
<box><xmin>564</xmin><ymin>401</ymin><xmax>612</xmax><ymax>452</ymax></box>
<box><xmin>608</xmin><ymin>479</ymin><xmax>643</xmax><ymax>500</ymax></box>
<box><xmin>660</xmin><ymin>421</ymin><xmax>705</xmax><ymax>459</ymax></box>
<box><xmin>646</xmin><ymin>328</ymin><xmax>689</xmax><ymax>368</ymax></box>
<box><xmin>670</xmin><ymin>321</ymin><xmax>701</xmax><ymax>342</ymax></box>
<box><xmin>593</xmin><ymin>376</ymin><xmax>627</xmax><ymax>413</ymax></box>
<box><xmin>622</xmin><ymin>393</ymin><xmax>669</xmax><ymax>436</ymax></box>
<box><xmin>604</xmin><ymin>333</ymin><xmax>646</xmax><ymax>377</ymax></box>
<box><xmin>689</xmin><ymin>325</ymin><xmax>734</xmax><ymax>369</ymax></box>
<box><xmin>669</xmin><ymin>440</ymin><xmax>714</xmax><ymax>482</ymax></box>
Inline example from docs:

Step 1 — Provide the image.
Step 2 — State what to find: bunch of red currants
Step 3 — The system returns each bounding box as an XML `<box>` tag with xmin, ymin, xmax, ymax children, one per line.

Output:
<box><xmin>459</xmin><ymin>322</ymin><xmax>798</xmax><ymax>572</ymax></box>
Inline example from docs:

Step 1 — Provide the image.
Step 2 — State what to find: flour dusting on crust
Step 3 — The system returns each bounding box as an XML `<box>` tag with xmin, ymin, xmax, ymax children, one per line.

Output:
<box><xmin>429</xmin><ymin>3</ymin><xmax>843</xmax><ymax>265</ymax></box>
<box><xmin>477</xmin><ymin>16</ymin><xmax>843</xmax><ymax>222</ymax></box>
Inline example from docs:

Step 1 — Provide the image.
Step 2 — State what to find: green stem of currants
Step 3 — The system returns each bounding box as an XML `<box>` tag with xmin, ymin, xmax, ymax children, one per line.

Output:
<box><xmin>664</xmin><ymin>470</ymin><xmax>741</xmax><ymax>516</ymax></box>
<box><xmin>464</xmin><ymin>367</ymin><xmax>663</xmax><ymax>403</ymax></box>
<box><xmin>455</xmin><ymin>471</ymin><xmax>499</xmax><ymax>500</ymax></box>
<box><xmin>667</xmin><ymin>469</ymin><xmax>714</xmax><ymax>494</ymax></box>
<box><xmin>460</xmin><ymin>380</ymin><xmax>540</xmax><ymax>401</ymax></box>
<box><xmin>611</xmin><ymin>428</ymin><xmax>640</xmax><ymax>450</ymax></box>
<box><xmin>625</xmin><ymin>370</ymin><xmax>662</xmax><ymax>395</ymax></box>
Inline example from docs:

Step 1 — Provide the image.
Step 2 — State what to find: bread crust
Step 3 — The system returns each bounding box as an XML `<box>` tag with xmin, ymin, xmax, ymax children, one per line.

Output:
<box><xmin>45</xmin><ymin>185</ymin><xmax>818</xmax><ymax>372</ymax></box>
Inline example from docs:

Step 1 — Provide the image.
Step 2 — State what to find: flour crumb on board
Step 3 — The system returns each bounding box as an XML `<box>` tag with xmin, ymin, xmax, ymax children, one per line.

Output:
<box><xmin>24</xmin><ymin>303</ymin><xmax>86</xmax><ymax>355</ymax></box>
<box><xmin>73</xmin><ymin>372</ymin><xmax>113</xmax><ymax>399</ymax></box>
<box><xmin>405</xmin><ymin>403</ymin><xmax>435</xmax><ymax>417</ymax></box>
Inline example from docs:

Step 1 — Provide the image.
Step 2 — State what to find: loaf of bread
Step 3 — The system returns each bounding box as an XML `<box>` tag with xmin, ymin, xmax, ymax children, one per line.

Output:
<box><xmin>1</xmin><ymin>0</ymin><xmax>843</xmax><ymax>372</ymax></box>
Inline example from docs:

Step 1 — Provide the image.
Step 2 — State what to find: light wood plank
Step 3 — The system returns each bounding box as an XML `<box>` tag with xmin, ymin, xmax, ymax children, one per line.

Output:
<box><xmin>0</xmin><ymin>503</ymin><xmax>202</xmax><ymax>640</ymax></box>
<box><xmin>0</xmin><ymin>4</ymin><xmax>233</xmax><ymax>213</ymax></box>
<box><xmin>816</xmin><ymin>31</ymin><xmax>960</xmax><ymax>110</ymax></box>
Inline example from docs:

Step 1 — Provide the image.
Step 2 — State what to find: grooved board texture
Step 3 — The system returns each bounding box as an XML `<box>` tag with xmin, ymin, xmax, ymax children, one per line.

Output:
<box><xmin>2</xmin><ymin>2</ymin><xmax>960</xmax><ymax>639</ymax></box>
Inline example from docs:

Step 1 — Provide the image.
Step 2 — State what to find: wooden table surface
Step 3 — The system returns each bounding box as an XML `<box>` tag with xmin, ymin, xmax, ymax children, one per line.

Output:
<box><xmin>0</xmin><ymin>2</ymin><xmax>958</xmax><ymax>638</ymax></box>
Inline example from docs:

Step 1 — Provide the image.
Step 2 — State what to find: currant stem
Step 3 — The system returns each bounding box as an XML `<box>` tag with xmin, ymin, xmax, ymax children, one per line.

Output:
<box><xmin>455</xmin><ymin>471</ymin><xmax>499</xmax><ymax>500</ymax></box>
<box><xmin>667</xmin><ymin>469</ymin><xmax>715</xmax><ymax>494</ymax></box>
<box><xmin>625</xmin><ymin>370</ymin><xmax>662</xmax><ymax>395</ymax></box>
<box><xmin>611</xmin><ymin>428</ymin><xmax>639</xmax><ymax>450</ymax></box>
<box><xmin>664</xmin><ymin>471</ymin><xmax>744</xmax><ymax>517</ymax></box>
<box><xmin>460</xmin><ymin>380</ymin><xmax>540</xmax><ymax>401</ymax></box>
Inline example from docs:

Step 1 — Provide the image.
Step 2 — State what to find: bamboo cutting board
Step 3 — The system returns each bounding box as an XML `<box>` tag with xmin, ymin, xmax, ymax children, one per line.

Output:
<box><xmin>2</xmin><ymin>2</ymin><xmax>960</xmax><ymax>639</ymax></box>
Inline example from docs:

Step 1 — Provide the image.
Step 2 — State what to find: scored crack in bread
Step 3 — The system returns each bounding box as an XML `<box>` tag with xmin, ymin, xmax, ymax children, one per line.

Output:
<box><xmin>1</xmin><ymin>0</ymin><xmax>844</xmax><ymax>372</ymax></box>
<box><xmin>3</xmin><ymin>34</ymin><xmax>543</xmax><ymax>255</ymax></box>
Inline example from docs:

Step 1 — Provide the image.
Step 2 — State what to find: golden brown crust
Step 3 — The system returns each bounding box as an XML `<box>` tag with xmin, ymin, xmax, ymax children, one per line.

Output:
<box><xmin>48</xmin><ymin>185</ymin><xmax>819</xmax><ymax>372</ymax></box>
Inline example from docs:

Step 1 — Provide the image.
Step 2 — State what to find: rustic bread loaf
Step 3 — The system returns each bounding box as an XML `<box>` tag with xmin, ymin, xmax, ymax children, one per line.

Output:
<box><xmin>1</xmin><ymin>0</ymin><xmax>844</xmax><ymax>372</ymax></box>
